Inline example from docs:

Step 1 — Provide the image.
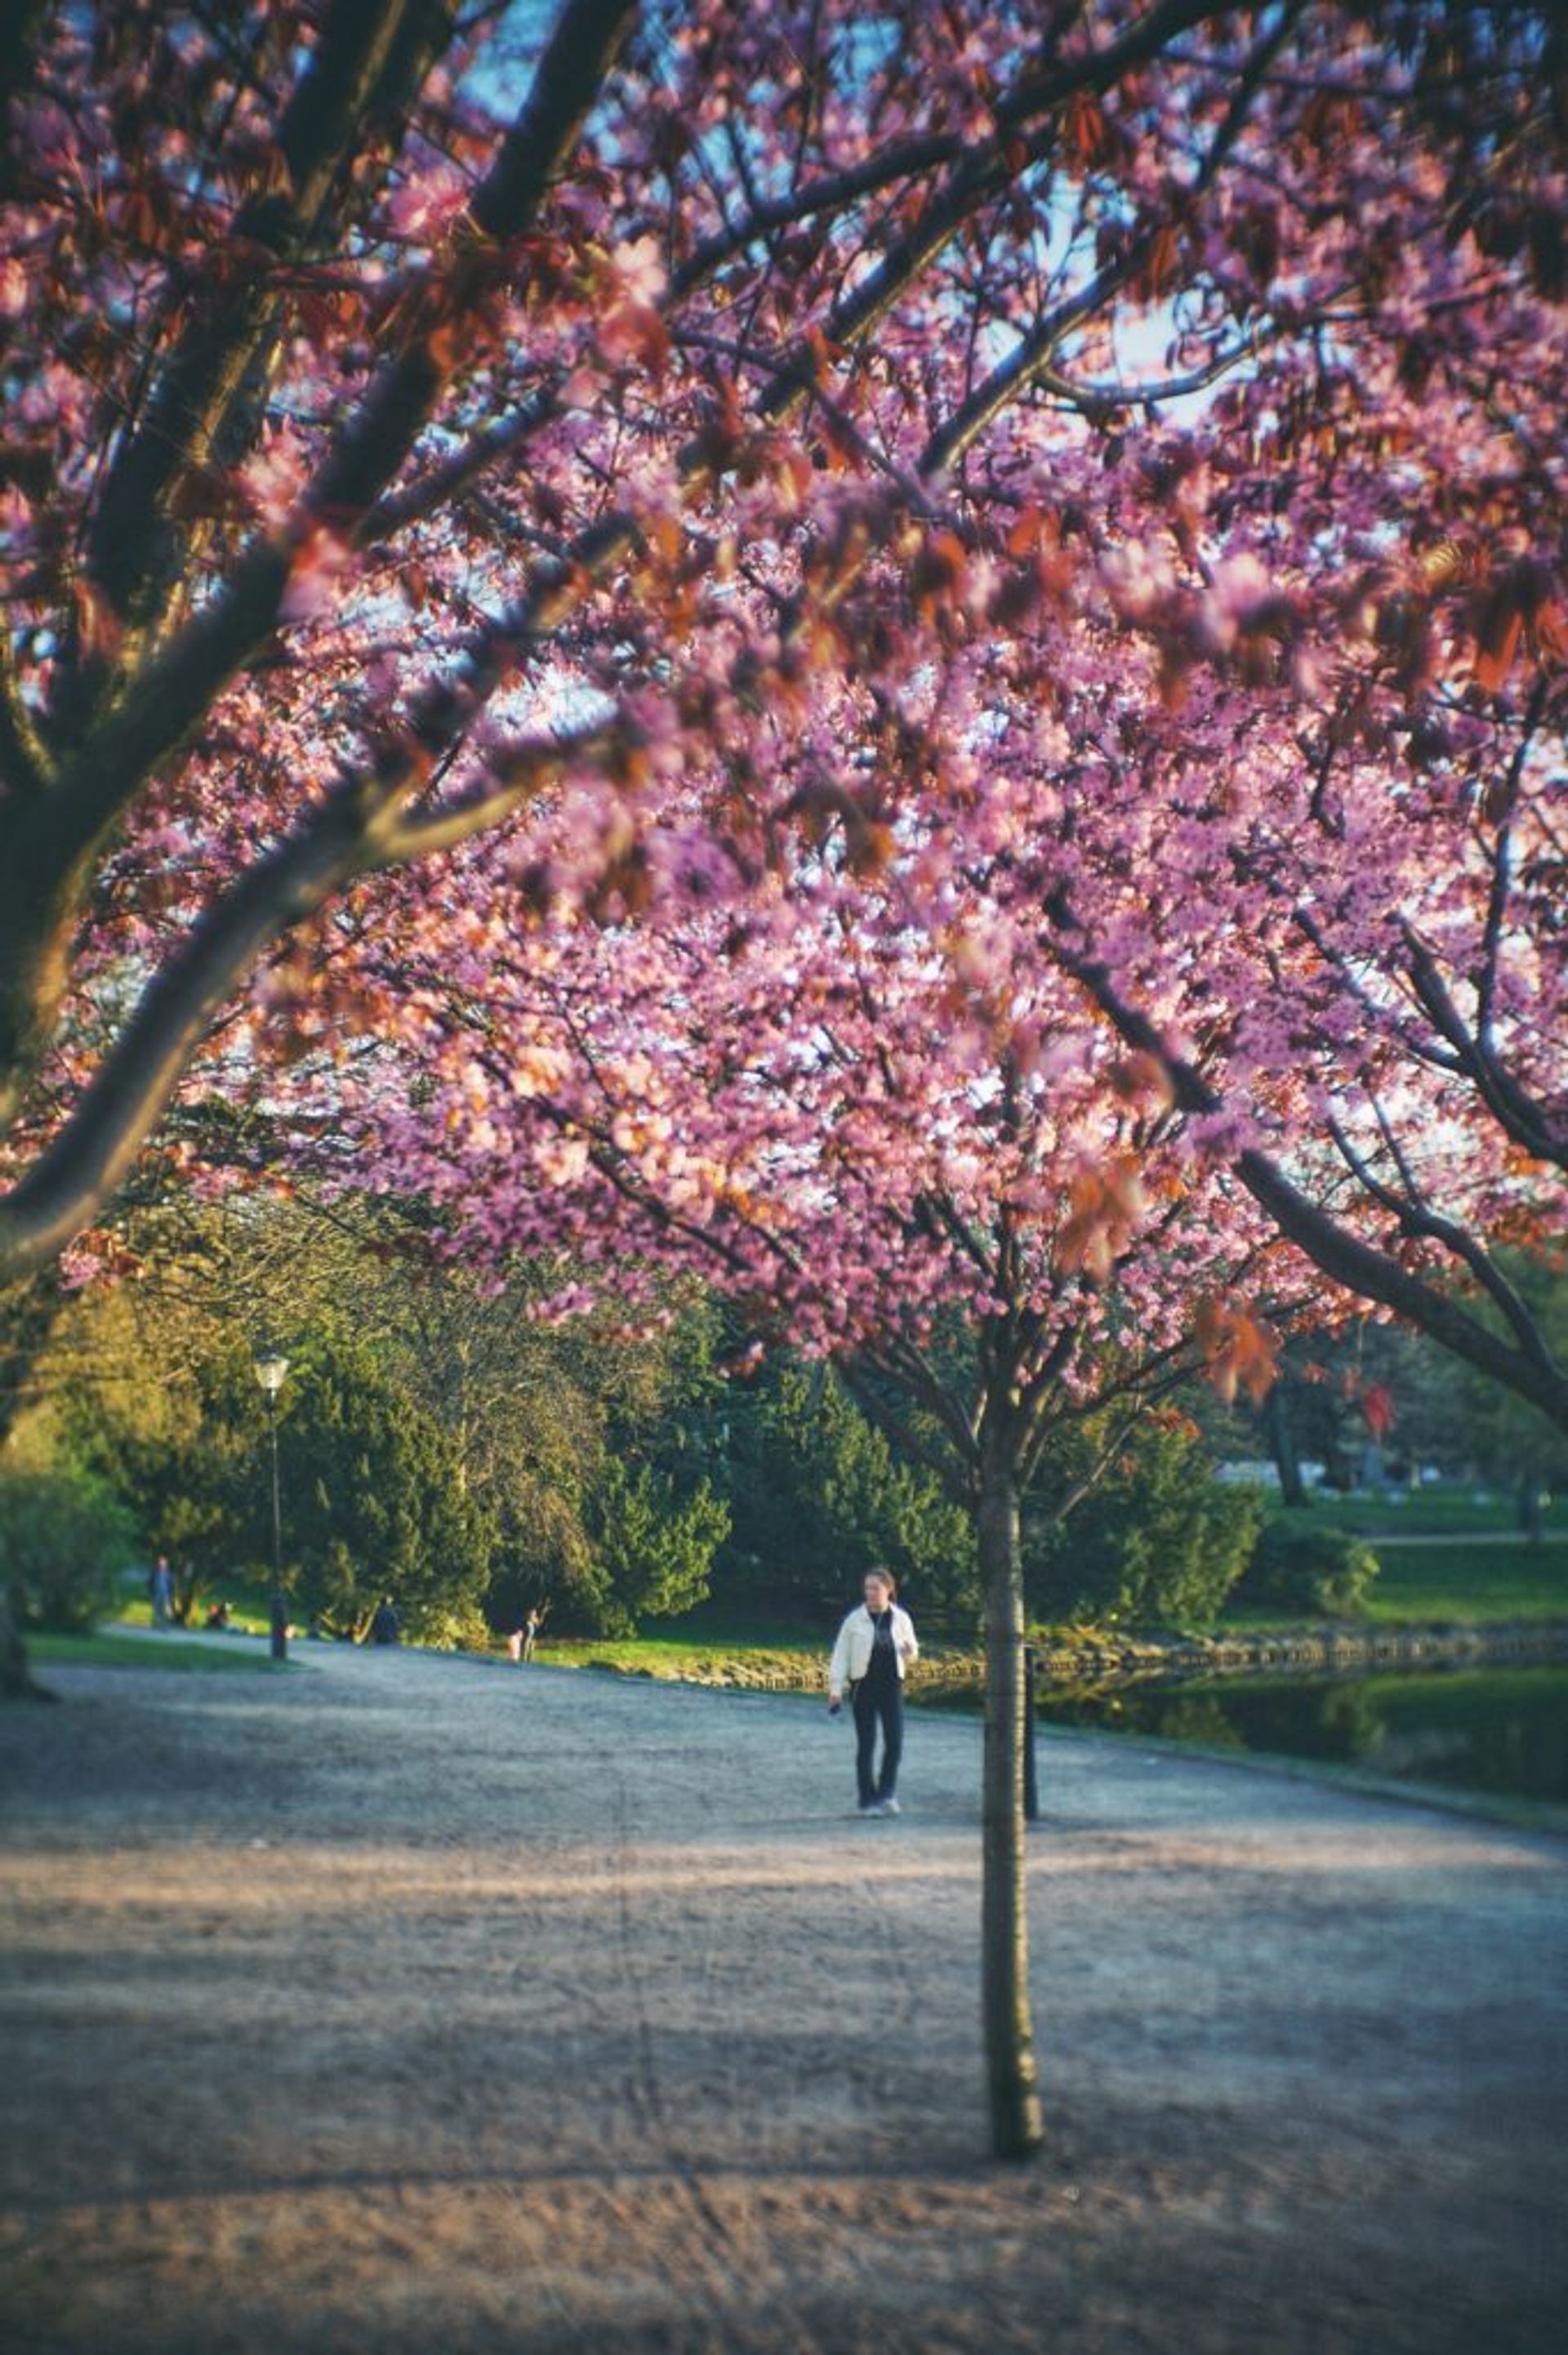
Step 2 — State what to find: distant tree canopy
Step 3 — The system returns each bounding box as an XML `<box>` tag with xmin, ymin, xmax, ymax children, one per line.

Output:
<box><xmin>716</xmin><ymin>1358</ymin><xmax>978</xmax><ymax>1625</ymax></box>
<box><xmin>270</xmin><ymin>1331</ymin><xmax>492</xmax><ymax>1641</ymax></box>
<box><xmin>5</xmin><ymin>1194</ymin><xmax>978</xmax><ymax>1637</ymax></box>
<box><xmin>6</xmin><ymin>1189</ymin><xmax>1559</xmax><ymax>1648</ymax></box>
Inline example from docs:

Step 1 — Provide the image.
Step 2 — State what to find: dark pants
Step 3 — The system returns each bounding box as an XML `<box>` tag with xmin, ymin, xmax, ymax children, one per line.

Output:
<box><xmin>853</xmin><ymin>1676</ymin><xmax>903</xmax><ymax>1805</ymax></box>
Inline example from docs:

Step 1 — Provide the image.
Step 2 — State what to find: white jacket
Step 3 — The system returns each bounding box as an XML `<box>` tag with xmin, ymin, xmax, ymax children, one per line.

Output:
<box><xmin>828</xmin><ymin>1603</ymin><xmax>919</xmax><ymax>1697</ymax></box>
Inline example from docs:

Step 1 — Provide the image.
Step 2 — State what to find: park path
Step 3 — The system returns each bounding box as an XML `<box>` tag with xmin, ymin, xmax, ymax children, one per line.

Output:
<box><xmin>1</xmin><ymin>1638</ymin><xmax>1566</xmax><ymax>2354</ymax></box>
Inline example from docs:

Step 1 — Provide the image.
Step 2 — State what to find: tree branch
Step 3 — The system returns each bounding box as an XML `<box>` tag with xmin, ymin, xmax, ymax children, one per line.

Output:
<box><xmin>0</xmin><ymin>0</ymin><xmax>635</xmax><ymax>1129</ymax></box>
<box><xmin>1057</xmin><ymin>932</ymin><xmax>1568</xmax><ymax>1432</ymax></box>
<box><xmin>81</xmin><ymin>0</ymin><xmax>452</xmax><ymax>667</ymax></box>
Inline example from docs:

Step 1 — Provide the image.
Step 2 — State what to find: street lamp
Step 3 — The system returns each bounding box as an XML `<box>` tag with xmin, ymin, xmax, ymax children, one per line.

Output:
<box><xmin>253</xmin><ymin>1350</ymin><xmax>290</xmax><ymax>1661</ymax></box>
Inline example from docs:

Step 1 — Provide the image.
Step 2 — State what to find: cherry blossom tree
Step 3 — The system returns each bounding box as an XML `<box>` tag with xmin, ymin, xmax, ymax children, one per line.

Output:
<box><xmin>3</xmin><ymin>0</ymin><xmax>1563</xmax><ymax>2155</ymax></box>
<box><xmin>3</xmin><ymin>0</ymin><xmax>1561</xmax><ymax>1412</ymax></box>
<box><xmin>310</xmin><ymin>810</ymin><xmax>1304</xmax><ymax>2157</ymax></box>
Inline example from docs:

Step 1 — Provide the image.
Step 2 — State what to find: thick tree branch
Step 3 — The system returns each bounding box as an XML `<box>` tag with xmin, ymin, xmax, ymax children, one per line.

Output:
<box><xmin>82</xmin><ymin>0</ymin><xmax>453</xmax><ymax>667</ymax></box>
<box><xmin>0</xmin><ymin>0</ymin><xmax>635</xmax><ymax>1132</ymax></box>
<box><xmin>0</xmin><ymin>709</ymin><xmax>608</xmax><ymax>1282</ymax></box>
<box><xmin>1327</xmin><ymin>1104</ymin><xmax>1554</xmax><ymax>1367</ymax></box>
<box><xmin>1400</xmin><ymin>922</ymin><xmax>1566</xmax><ymax>1171</ymax></box>
<box><xmin>1059</xmin><ymin>935</ymin><xmax>1568</xmax><ymax>1432</ymax></box>
<box><xmin>0</xmin><ymin>792</ymin><xmax>381</xmax><ymax>1278</ymax></box>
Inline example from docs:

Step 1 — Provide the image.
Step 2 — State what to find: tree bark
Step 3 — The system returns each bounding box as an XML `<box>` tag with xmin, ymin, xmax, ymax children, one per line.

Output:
<box><xmin>977</xmin><ymin>1432</ymin><xmax>1045</xmax><ymax>2160</ymax></box>
<box><xmin>1263</xmin><ymin>1383</ymin><xmax>1307</xmax><ymax>1509</ymax></box>
<box><xmin>0</xmin><ymin>1267</ymin><xmax>68</xmax><ymax>1698</ymax></box>
<box><xmin>0</xmin><ymin>1586</ymin><xmax>44</xmax><ymax>1701</ymax></box>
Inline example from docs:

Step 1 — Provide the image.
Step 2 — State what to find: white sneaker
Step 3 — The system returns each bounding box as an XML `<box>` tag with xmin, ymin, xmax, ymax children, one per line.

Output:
<box><xmin>876</xmin><ymin>1796</ymin><xmax>900</xmax><ymax>1817</ymax></box>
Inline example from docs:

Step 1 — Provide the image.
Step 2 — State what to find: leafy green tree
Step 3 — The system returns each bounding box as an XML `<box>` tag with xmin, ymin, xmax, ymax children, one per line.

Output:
<box><xmin>718</xmin><ymin>1359</ymin><xmax>977</xmax><ymax>1621</ymax></box>
<box><xmin>0</xmin><ymin>1465</ymin><xmax>136</xmax><ymax>1630</ymax></box>
<box><xmin>579</xmin><ymin>1458</ymin><xmax>730</xmax><ymax>1635</ymax></box>
<box><xmin>60</xmin><ymin>1349</ymin><xmax>256</xmax><ymax>1622</ymax></box>
<box><xmin>274</xmin><ymin>1334</ymin><xmax>493</xmax><ymax>1642</ymax></box>
<box><xmin>1453</xmin><ymin>1259</ymin><xmax>1568</xmax><ymax>1532</ymax></box>
<box><xmin>1027</xmin><ymin>1412</ymin><xmax>1263</xmax><ymax>1631</ymax></box>
<box><xmin>17</xmin><ymin>1193</ymin><xmax>757</xmax><ymax>1644</ymax></box>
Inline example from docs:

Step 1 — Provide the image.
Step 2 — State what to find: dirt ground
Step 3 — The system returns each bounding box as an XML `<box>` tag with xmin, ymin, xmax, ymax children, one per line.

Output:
<box><xmin>2</xmin><ymin>1639</ymin><xmax>1566</xmax><ymax>2355</ymax></box>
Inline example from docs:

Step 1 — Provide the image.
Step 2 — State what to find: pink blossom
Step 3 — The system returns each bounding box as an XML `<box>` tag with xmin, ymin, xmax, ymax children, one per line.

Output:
<box><xmin>280</xmin><ymin>524</ymin><xmax>354</xmax><ymax>622</ymax></box>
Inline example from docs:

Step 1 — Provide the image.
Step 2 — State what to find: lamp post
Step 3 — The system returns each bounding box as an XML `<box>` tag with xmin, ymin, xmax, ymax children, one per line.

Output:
<box><xmin>253</xmin><ymin>1350</ymin><xmax>290</xmax><ymax>1661</ymax></box>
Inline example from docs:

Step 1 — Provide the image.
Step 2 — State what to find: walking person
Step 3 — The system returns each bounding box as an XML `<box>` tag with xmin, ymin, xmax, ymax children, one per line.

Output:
<box><xmin>827</xmin><ymin>1569</ymin><xmax>919</xmax><ymax>1817</ymax></box>
<box><xmin>149</xmin><ymin>1555</ymin><xmax>175</xmax><ymax>1627</ymax></box>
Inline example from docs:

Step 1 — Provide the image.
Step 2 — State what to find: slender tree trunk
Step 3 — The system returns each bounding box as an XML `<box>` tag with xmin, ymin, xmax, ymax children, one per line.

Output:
<box><xmin>977</xmin><ymin>1434</ymin><xmax>1045</xmax><ymax>2160</ymax></box>
<box><xmin>0</xmin><ymin>1586</ymin><xmax>41</xmax><ymax>1698</ymax></box>
<box><xmin>1263</xmin><ymin>1383</ymin><xmax>1307</xmax><ymax>1509</ymax></box>
<box><xmin>0</xmin><ymin>1267</ymin><xmax>67</xmax><ymax>1697</ymax></box>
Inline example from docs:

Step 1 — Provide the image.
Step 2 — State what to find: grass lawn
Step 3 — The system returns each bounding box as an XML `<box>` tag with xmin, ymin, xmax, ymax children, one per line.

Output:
<box><xmin>28</xmin><ymin>1630</ymin><xmax>281</xmax><ymax>1673</ymax></box>
<box><xmin>116</xmin><ymin>1579</ymin><xmax>274</xmax><ymax>1638</ymax></box>
<box><xmin>1357</xmin><ymin>1537</ymin><xmax>1568</xmax><ymax>1623</ymax></box>
<box><xmin>1273</xmin><ymin>1492</ymin><xmax>1566</xmax><ymax>1540</ymax></box>
<box><xmin>534</xmin><ymin>1632</ymin><xmax>821</xmax><ymax>1684</ymax></box>
<box><xmin>1222</xmin><ymin>1537</ymin><xmax>1568</xmax><ymax>1630</ymax></box>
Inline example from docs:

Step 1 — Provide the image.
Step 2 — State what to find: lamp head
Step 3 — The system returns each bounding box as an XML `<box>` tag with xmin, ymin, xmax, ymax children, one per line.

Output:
<box><xmin>254</xmin><ymin>1350</ymin><xmax>290</xmax><ymax>1398</ymax></box>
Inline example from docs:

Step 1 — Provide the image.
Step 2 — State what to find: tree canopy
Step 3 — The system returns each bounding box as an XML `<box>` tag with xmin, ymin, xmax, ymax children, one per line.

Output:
<box><xmin>0</xmin><ymin>0</ymin><xmax>1560</xmax><ymax>1435</ymax></box>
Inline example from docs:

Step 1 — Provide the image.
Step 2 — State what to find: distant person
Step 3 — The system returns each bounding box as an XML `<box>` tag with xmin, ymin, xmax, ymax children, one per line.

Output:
<box><xmin>508</xmin><ymin>1604</ymin><xmax>544</xmax><ymax>1662</ymax></box>
<box><xmin>369</xmin><ymin>1597</ymin><xmax>400</xmax><ymax>1647</ymax></box>
<box><xmin>827</xmin><ymin>1568</ymin><xmax>919</xmax><ymax>1817</ymax></box>
<box><xmin>204</xmin><ymin>1600</ymin><xmax>230</xmax><ymax>1630</ymax></box>
<box><xmin>149</xmin><ymin>1556</ymin><xmax>175</xmax><ymax>1627</ymax></box>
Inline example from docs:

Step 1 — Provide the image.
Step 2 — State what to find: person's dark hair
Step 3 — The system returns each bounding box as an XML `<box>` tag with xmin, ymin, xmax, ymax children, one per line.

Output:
<box><xmin>863</xmin><ymin>1566</ymin><xmax>897</xmax><ymax>1599</ymax></box>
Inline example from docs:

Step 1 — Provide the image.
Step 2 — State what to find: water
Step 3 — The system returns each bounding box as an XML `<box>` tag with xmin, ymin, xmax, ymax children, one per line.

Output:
<box><xmin>924</xmin><ymin>1665</ymin><xmax>1568</xmax><ymax>1808</ymax></box>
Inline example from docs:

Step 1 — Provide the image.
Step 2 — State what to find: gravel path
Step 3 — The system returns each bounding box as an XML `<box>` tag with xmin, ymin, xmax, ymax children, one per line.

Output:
<box><xmin>2</xmin><ymin>1638</ymin><xmax>1566</xmax><ymax>2353</ymax></box>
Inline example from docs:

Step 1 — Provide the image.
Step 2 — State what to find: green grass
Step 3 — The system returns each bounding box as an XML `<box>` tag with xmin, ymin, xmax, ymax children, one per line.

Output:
<box><xmin>1222</xmin><ymin>1537</ymin><xmax>1568</xmax><ymax>1630</ymax></box>
<box><xmin>1358</xmin><ymin>1537</ymin><xmax>1568</xmax><ymax>1622</ymax></box>
<box><xmin>28</xmin><ymin>1630</ymin><xmax>280</xmax><ymax>1673</ymax></box>
<box><xmin>534</xmin><ymin>1633</ymin><xmax>821</xmax><ymax>1685</ymax></box>
<box><xmin>1272</xmin><ymin>1492</ymin><xmax>1567</xmax><ymax>1540</ymax></box>
<box><xmin>115</xmin><ymin>1578</ymin><xmax>274</xmax><ymax>1637</ymax></box>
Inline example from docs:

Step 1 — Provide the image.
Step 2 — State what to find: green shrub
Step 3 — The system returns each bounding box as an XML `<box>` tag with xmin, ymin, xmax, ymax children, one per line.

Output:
<box><xmin>718</xmin><ymin>1361</ymin><xmax>977</xmax><ymax>1618</ymax></box>
<box><xmin>581</xmin><ymin>1459</ymin><xmax>731</xmax><ymax>1635</ymax></box>
<box><xmin>1027</xmin><ymin>1415</ymin><xmax>1264</xmax><ymax>1630</ymax></box>
<box><xmin>1238</xmin><ymin>1523</ymin><xmax>1380</xmax><ymax>1617</ymax></box>
<box><xmin>0</xmin><ymin>1469</ymin><xmax>138</xmax><ymax>1632</ymax></box>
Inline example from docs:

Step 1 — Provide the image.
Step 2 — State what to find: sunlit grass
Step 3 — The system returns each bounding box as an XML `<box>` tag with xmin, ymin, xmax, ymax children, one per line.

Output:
<box><xmin>1355</xmin><ymin>1538</ymin><xmax>1568</xmax><ymax>1623</ymax></box>
<box><xmin>28</xmin><ymin>1630</ymin><xmax>280</xmax><ymax>1673</ymax></box>
<box><xmin>1273</xmin><ymin>1492</ymin><xmax>1566</xmax><ymax>1539</ymax></box>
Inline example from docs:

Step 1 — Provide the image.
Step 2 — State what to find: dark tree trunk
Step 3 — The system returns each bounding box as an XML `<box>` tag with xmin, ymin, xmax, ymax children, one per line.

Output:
<box><xmin>2</xmin><ymin>1588</ymin><xmax>29</xmax><ymax>1697</ymax></box>
<box><xmin>977</xmin><ymin>1432</ymin><xmax>1045</xmax><ymax>2160</ymax></box>
<box><xmin>0</xmin><ymin>1266</ymin><xmax>67</xmax><ymax>1697</ymax></box>
<box><xmin>1264</xmin><ymin>1382</ymin><xmax>1307</xmax><ymax>1509</ymax></box>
